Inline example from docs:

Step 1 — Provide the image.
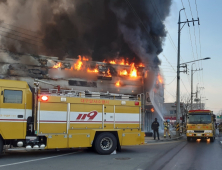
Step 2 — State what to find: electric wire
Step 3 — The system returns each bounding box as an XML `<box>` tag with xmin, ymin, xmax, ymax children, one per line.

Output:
<box><xmin>151</xmin><ymin>0</ymin><xmax>185</xmax><ymax>62</ymax></box>
<box><xmin>180</xmin><ymin>0</ymin><xmax>196</xmax><ymax>62</ymax></box>
<box><xmin>187</xmin><ymin>0</ymin><xmax>201</xmax><ymax>84</ymax></box>
<box><xmin>164</xmin><ymin>88</ymin><xmax>176</xmax><ymax>99</ymax></box>
<box><xmin>0</xmin><ymin>25</ymin><xmax>43</xmax><ymax>40</ymax></box>
<box><xmin>194</xmin><ymin>0</ymin><xmax>204</xmax><ymax>91</ymax></box>
<box><xmin>180</xmin><ymin>0</ymin><xmax>200</xmax><ymax>94</ymax></box>
<box><xmin>0</xmin><ymin>22</ymin><xmax>39</xmax><ymax>34</ymax></box>
<box><xmin>124</xmin><ymin>0</ymin><xmax>153</xmax><ymax>40</ymax></box>
<box><xmin>0</xmin><ymin>33</ymin><xmax>43</xmax><ymax>47</ymax></box>
<box><xmin>181</xmin><ymin>79</ymin><xmax>189</xmax><ymax>93</ymax></box>
<box><xmin>125</xmin><ymin>0</ymin><xmax>190</xmax><ymax>99</ymax></box>
<box><xmin>162</xmin><ymin>54</ymin><xmax>176</xmax><ymax>72</ymax></box>
<box><xmin>0</xmin><ymin>29</ymin><xmax>43</xmax><ymax>44</ymax></box>
<box><xmin>165</xmin><ymin>76</ymin><xmax>177</xmax><ymax>85</ymax></box>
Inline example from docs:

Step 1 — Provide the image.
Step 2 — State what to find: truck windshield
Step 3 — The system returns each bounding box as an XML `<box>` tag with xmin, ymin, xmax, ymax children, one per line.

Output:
<box><xmin>187</xmin><ymin>115</ymin><xmax>211</xmax><ymax>124</ymax></box>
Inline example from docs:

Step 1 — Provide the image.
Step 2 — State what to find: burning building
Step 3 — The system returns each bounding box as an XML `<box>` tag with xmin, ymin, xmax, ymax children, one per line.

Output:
<box><xmin>0</xmin><ymin>0</ymin><xmax>171</xmax><ymax>133</ymax></box>
<box><xmin>0</xmin><ymin>50</ymin><xmax>165</xmax><ymax>133</ymax></box>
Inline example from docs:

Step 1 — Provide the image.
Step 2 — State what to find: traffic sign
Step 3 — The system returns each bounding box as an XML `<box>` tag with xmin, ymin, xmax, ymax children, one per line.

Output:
<box><xmin>217</xmin><ymin>116</ymin><xmax>222</xmax><ymax>119</ymax></box>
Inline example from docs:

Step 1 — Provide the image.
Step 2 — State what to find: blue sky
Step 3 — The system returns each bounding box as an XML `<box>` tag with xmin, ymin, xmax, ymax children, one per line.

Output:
<box><xmin>161</xmin><ymin>0</ymin><xmax>222</xmax><ymax>114</ymax></box>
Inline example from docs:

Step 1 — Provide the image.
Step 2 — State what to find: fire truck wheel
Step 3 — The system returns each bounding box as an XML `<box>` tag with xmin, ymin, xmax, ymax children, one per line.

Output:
<box><xmin>187</xmin><ymin>137</ymin><xmax>191</xmax><ymax>142</ymax></box>
<box><xmin>94</xmin><ymin>132</ymin><xmax>117</xmax><ymax>155</ymax></box>
<box><xmin>210</xmin><ymin>137</ymin><xmax>215</xmax><ymax>142</ymax></box>
<box><xmin>0</xmin><ymin>137</ymin><xmax>3</xmax><ymax>155</ymax></box>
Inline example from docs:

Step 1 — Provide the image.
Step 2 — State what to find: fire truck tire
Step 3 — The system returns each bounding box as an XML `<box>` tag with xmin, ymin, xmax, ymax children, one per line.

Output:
<box><xmin>210</xmin><ymin>137</ymin><xmax>215</xmax><ymax>142</ymax></box>
<box><xmin>187</xmin><ymin>137</ymin><xmax>191</xmax><ymax>142</ymax></box>
<box><xmin>0</xmin><ymin>137</ymin><xmax>3</xmax><ymax>155</ymax></box>
<box><xmin>94</xmin><ymin>132</ymin><xmax>117</xmax><ymax>155</ymax></box>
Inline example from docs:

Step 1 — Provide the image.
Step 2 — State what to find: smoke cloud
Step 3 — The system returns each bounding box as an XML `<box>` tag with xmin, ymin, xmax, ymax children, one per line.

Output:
<box><xmin>0</xmin><ymin>0</ymin><xmax>172</xmax><ymax>66</ymax></box>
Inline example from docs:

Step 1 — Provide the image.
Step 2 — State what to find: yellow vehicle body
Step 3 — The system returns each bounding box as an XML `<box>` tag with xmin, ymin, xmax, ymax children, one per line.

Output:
<box><xmin>0</xmin><ymin>79</ymin><xmax>144</xmax><ymax>155</ymax></box>
<box><xmin>186</xmin><ymin>110</ymin><xmax>216</xmax><ymax>142</ymax></box>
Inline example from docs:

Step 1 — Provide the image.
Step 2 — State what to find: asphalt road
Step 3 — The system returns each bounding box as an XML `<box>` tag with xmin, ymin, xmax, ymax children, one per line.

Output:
<box><xmin>0</xmin><ymin>134</ymin><xmax>222</xmax><ymax>170</ymax></box>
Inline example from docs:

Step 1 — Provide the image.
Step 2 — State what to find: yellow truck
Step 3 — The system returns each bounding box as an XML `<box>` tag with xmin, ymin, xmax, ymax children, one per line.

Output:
<box><xmin>186</xmin><ymin>110</ymin><xmax>216</xmax><ymax>142</ymax></box>
<box><xmin>0</xmin><ymin>79</ymin><xmax>144</xmax><ymax>155</ymax></box>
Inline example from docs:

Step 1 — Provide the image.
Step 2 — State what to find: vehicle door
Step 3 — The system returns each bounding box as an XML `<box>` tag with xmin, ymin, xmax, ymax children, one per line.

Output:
<box><xmin>0</xmin><ymin>87</ymin><xmax>26</xmax><ymax>139</ymax></box>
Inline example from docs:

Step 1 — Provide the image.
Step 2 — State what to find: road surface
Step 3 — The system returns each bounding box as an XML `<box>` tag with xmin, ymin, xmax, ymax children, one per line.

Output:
<box><xmin>0</xmin><ymin>133</ymin><xmax>222</xmax><ymax>170</ymax></box>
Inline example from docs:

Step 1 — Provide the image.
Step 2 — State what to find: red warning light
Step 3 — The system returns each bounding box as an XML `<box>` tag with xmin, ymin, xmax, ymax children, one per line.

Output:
<box><xmin>135</xmin><ymin>101</ymin><xmax>139</xmax><ymax>105</ymax></box>
<box><xmin>41</xmin><ymin>96</ymin><xmax>48</xmax><ymax>101</ymax></box>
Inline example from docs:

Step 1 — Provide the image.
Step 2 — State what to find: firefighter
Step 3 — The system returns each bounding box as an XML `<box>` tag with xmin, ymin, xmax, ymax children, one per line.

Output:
<box><xmin>164</xmin><ymin>119</ymin><xmax>171</xmax><ymax>138</ymax></box>
<box><xmin>151</xmin><ymin>118</ymin><xmax>160</xmax><ymax>140</ymax></box>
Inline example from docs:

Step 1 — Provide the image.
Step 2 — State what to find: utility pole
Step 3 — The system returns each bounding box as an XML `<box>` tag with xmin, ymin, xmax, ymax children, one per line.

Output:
<box><xmin>176</xmin><ymin>8</ymin><xmax>200</xmax><ymax>137</ymax></box>
<box><xmin>198</xmin><ymin>87</ymin><xmax>204</xmax><ymax>109</ymax></box>
<box><xmin>191</xmin><ymin>64</ymin><xmax>202</xmax><ymax>110</ymax></box>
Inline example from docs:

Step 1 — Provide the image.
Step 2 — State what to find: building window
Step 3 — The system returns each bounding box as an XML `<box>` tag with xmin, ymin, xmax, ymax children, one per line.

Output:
<box><xmin>170</xmin><ymin>110</ymin><xmax>175</xmax><ymax>114</ymax></box>
<box><xmin>3</xmin><ymin>90</ymin><xmax>23</xmax><ymax>104</ymax></box>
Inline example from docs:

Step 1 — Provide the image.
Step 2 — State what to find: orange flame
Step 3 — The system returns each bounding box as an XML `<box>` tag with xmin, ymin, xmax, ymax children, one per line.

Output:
<box><xmin>53</xmin><ymin>62</ymin><xmax>62</xmax><ymax>68</ymax></box>
<box><xmin>74</xmin><ymin>55</ymin><xmax>83</xmax><ymax>71</ymax></box>
<box><xmin>120</xmin><ymin>59</ymin><xmax>125</xmax><ymax>65</ymax></box>
<box><xmin>109</xmin><ymin>60</ymin><xmax>116</xmax><ymax>64</ymax></box>
<box><xmin>151</xmin><ymin>108</ymin><xmax>154</xmax><ymax>112</ymax></box>
<box><xmin>104</xmin><ymin>59</ymin><xmax>131</xmax><ymax>65</ymax></box>
<box><xmin>129</xmin><ymin>63</ymin><xmax>137</xmax><ymax>77</ymax></box>
<box><xmin>83</xmin><ymin>56</ymin><xmax>89</xmax><ymax>61</ymax></box>
<box><xmin>107</xmin><ymin>68</ymin><xmax>112</xmax><ymax>77</ymax></box>
<box><xmin>87</xmin><ymin>68</ymin><xmax>99</xmax><ymax>73</ymax></box>
<box><xmin>115</xmin><ymin>80</ymin><xmax>120</xmax><ymax>87</ymax></box>
<box><xmin>158</xmin><ymin>74</ymin><xmax>163</xmax><ymax>84</ymax></box>
<box><xmin>120</xmin><ymin>69</ymin><xmax>128</xmax><ymax>76</ymax></box>
<box><xmin>139</xmin><ymin>63</ymin><xmax>145</xmax><ymax>67</ymax></box>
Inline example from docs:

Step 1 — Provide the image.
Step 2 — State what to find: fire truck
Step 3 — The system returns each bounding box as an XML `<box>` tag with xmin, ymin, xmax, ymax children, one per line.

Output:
<box><xmin>186</xmin><ymin>110</ymin><xmax>216</xmax><ymax>142</ymax></box>
<box><xmin>0</xmin><ymin>79</ymin><xmax>144</xmax><ymax>155</ymax></box>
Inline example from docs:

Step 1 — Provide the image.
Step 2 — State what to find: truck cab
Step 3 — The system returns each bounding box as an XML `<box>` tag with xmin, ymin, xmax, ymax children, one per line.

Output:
<box><xmin>186</xmin><ymin>110</ymin><xmax>216</xmax><ymax>142</ymax></box>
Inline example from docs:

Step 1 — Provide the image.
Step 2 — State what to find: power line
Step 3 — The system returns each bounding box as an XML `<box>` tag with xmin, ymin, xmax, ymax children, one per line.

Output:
<box><xmin>0</xmin><ymin>29</ymin><xmax>43</xmax><ymax>44</ymax></box>
<box><xmin>165</xmin><ymin>76</ymin><xmax>177</xmax><ymax>85</ymax></box>
<box><xmin>125</xmin><ymin>0</ymin><xmax>190</xmax><ymax>100</ymax></box>
<box><xmin>151</xmin><ymin>0</ymin><xmax>185</xmax><ymax>62</ymax></box>
<box><xmin>0</xmin><ymin>22</ymin><xmax>38</xmax><ymax>34</ymax></box>
<box><xmin>0</xmin><ymin>33</ymin><xmax>43</xmax><ymax>47</ymax></box>
<box><xmin>124</xmin><ymin>0</ymin><xmax>153</xmax><ymax>40</ymax></box>
<box><xmin>194</xmin><ymin>0</ymin><xmax>204</xmax><ymax>89</ymax></box>
<box><xmin>187</xmin><ymin>0</ymin><xmax>200</xmax><ymax>77</ymax></box>
<box><xmin>165</xmin><ymin>88</ymin><xmax>176</xmax><ymax>98</ymax></box>
<box><xmin>180</xmin><ymin>0</ymin><xmax>195</xmax><ymax>60</ymax></box>
<box><xmin>162</xmin><ymin>54</ymin><xmax>176</xmax><ymax>72</ymax></box>
<box><xmin>180</xmin><ymin>0</ymin><xmax>201</xmax><ymax>85</ymax></box>
<box><xmin>187</xmin><ymin>0</ymin><xmax>194</xmax><ymax>18</ymax></box>
<box><xmin>188</xmin><ymin>0</ymin><xmax>202</xmax><ymax>86</ymax></box>
<box><xmin>0</xmin><ymin>25</ymin><xmax>43</xmax><ymax>40</ymax></box>
<box><xmin>181</xmin><ymin>79</ymin><xmax>189</xmax><ymax>93</ymax></box>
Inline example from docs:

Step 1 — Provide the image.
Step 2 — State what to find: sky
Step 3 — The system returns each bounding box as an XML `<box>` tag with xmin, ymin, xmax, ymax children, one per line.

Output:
<box><xmin>161</xmin><ymin>0</ymin><xmax>222</xmax><ymax>114</ymax></box>
<box><xmin>0</xmin><ymin>0</ymin><xmax>220</xmax><ymax>114</ymax></box>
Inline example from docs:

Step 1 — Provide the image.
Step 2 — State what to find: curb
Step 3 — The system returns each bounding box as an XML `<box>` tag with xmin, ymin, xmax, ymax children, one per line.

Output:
<box><xmin>145</xmin><ymin>135</ymin><xmax>184</xmax><ymax>144</ymax></box>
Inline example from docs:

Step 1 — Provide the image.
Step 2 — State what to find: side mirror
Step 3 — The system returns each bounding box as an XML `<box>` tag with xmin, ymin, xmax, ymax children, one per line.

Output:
<box><xmin>214</xmin><ymin>118</ymin><xmax>216</xmax><ymax>122</ymax></box>
<box><xmin>213</xmin><ymin>115</ymin><xmax>216</xmax><ymax>118</ymax></box>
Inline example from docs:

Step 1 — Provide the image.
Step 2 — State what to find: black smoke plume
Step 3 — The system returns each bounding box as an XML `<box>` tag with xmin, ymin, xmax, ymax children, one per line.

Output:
<box><xmin>0</xmin><ymin>0</ymin><xmax>172</xmax><ymax>65</ymax></box>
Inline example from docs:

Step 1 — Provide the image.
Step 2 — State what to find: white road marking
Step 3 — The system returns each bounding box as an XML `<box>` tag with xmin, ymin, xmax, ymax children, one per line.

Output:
<box><xmin>0</xmin><ymin>151</ymin><xmax>79</xmax><ymax>168</ymax></box>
